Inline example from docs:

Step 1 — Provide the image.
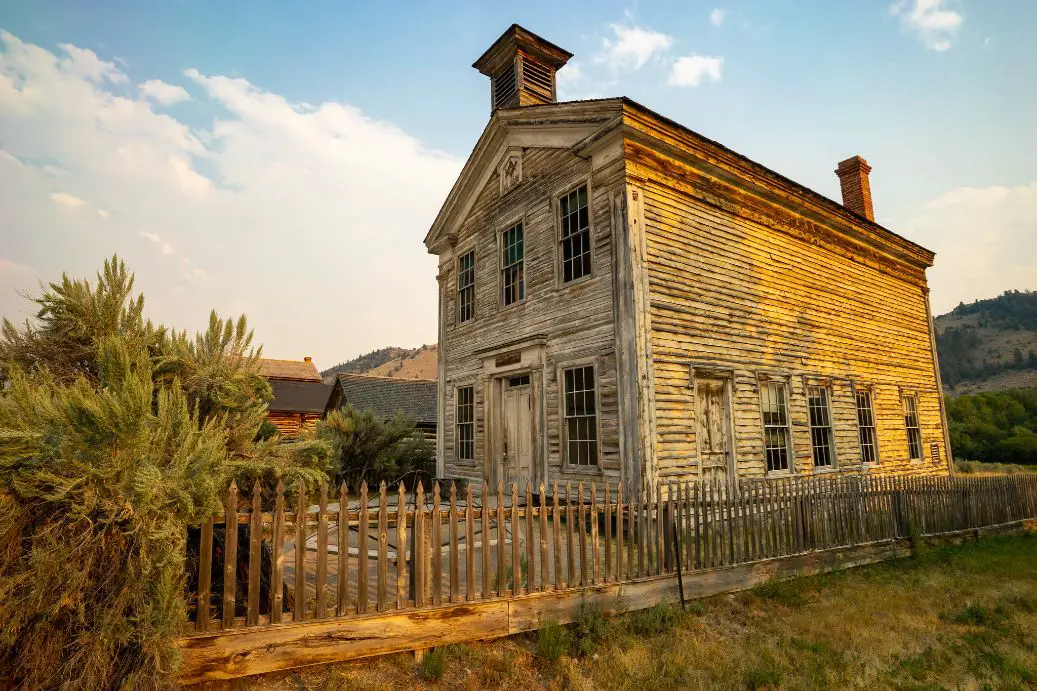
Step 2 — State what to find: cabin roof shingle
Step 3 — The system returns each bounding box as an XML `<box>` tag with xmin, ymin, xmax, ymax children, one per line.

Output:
<box><xmin>258</xmin><ymin>358</ymin><xmax>323</xmax><ymax>382</ymax></box>
<box><xmin>331</xmin><ymin>374</ymin><xmax>437</xmax><ymax>427</ymax></box>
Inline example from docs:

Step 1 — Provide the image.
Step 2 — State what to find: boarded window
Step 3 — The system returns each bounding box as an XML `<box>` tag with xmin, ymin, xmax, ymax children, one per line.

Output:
<box><xmin>808</xmin><ymin>386</ymin><xmax>834</xmax><ymax>468</ymax></box>
<box><xmin>904</xmin><ymin>394</ymin><xmax>922</xmax><ymax>460</ymax></box>
<box><xmin>761</xmin><ymin>381</ymin><xmax>791</xmax><ymax>473</ymax></box>
<box><xmin>501</xmin><ymin>223</ymin><xmax>524</xmax><ymax>306</ymax></box>
<box><xmin>559</xmin><ymin>185</ymin><xmax>591</xmax><ymax>283</ymax></box>
<box><xmin>457</xmin><ymin>250</ymin><xmax>475</xmax><ymax>324</ymax></box>
<box><xmin>456</xmin><ymin>386</ymin><xmax>474</xmax><ymax>462</ymax></box>
<box><xmin>855</xmin><ymin>389</ymin><xmax>878</xmax><ymax>464</ymax></box>
<box><xmin>563</xmin><ymin>365</ymin><xmax>598</xmax><ymax>466</ymax></box>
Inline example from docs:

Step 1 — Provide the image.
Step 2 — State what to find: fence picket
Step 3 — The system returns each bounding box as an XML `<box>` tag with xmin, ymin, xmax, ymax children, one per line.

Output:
<box><xmin>377</xmin><ymin>482</ymin><xmax>388</xmax><ymax>612</ymax></box>
<box><xmin>591</xmin><ymin>482</ymin><xmax>600</xmax><ymax>584</ymax></box>
<box><xmin>616</xmin><ymin>482</ymin><xmax>625</xmax><ymax>580</ymax></box>
<box><xmin>466</xmin><ymin>484</ymin><xmax>475</xmax><ymax>602</ymax></box>
<box><xmin>414</xmin><ymin>482</ymin><xmax>425</xmax><ymax>608</ymax></box>
<box><xmin>247</xmin><ymin>481</ymin><xmax>262</xmax><ymax>626</ymax></box>
<box><xmin>316</xmin><ymin>483</ymin><xmax>329</xmax><ymax>619</ymax></box>
<box><xmin>271</xmin><ymin>481</ymin><xmax>285</xmax><ymax>624</ymax></box>
<box><xmin>358</xmin><ymin>483</ymin><xmax>368</xmax><ymax>614</ymax></box>
<box><xmin>604</xmin><ymin>481</ymin><xmax>612</xmax><ymax>582</ymax></box>
<box><xmin>449</xmin><ymin>481</ymin><xmax>459</xmax><ymax>603</ymax></box>
<box><xmin>292</xmin><ymin>481</ymin><xmax>304</xmax><ymax>623</ymax></box>
<box><xmin>525</xmin><ymin>482</ymin><xmax>535</xmax><ymax>593</ymax></box>
<box><xmin>553</xmin><ymin>481</ymin><xmax>562</xmax><ymax>589</ymax></box>
<box><xmin>566</xmin><ymin>483</ymin><xmax>576</xmax><ymax>586</ymax></box>
<box><xmin>511</xmin><ymin>483</ymin><xmax>520</xmax><ymax>595</ymax></box>
<box><xmin>337</xmin><ymin>483</ymin><xmax>348</xmax><ymax>616</ymax></box>
<box><xmin>497</xmin><ymin>481</ymin><xmax>506</xmax><ymax>597</ymax></box>
<box><xmin>539</xmin><ymin>483</ymin><xmax>549</xmax><ymax>591</ymax></box>
<box><xmin>432</xmin><ymin>483</ymin><xmax>442</xmax><ymax>605</ymax></box>
<box><xmin>397</xmin><ymin>483</ymin><xmax>407</xmax><ymax>610</ymax></box>
<box><xmin>481</xmin><ymin>482</ymin><xmax>491</xmax><ymax>599</ymax></box>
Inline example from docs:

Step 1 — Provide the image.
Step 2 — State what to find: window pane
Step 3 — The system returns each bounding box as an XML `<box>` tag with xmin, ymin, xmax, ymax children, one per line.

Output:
<box><xmin>563</xmin><ymin>364</ymin><xmax>598</xmax><ymax>466</ymax></box>
<box><xmin>559</xmin><ymin>186</ymin><xmax>591</xmax><ymax>283</ymax></box>
<box><xmin>762</xmin><ymin>382</ymin><xmax>791</xmax><ymax>473</ymax></box>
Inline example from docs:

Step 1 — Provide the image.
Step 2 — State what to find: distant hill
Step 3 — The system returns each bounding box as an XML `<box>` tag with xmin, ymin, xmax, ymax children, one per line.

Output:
<box><xmin>935</xmin><ymin>290</ymin><xmax>1037</xmax><ymax>396</ymax></box>
<box><xmin>322</xmin><ymin>344</ymin><xmax>437</xmax><ymax>381</ymax></box>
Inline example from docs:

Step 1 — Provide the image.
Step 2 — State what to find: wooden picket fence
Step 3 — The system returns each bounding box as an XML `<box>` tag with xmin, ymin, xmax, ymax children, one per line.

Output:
<box><xmin>186</xmin><ymin>473</ymin><xmax>1037</xmax><ymax>634</ymax></box>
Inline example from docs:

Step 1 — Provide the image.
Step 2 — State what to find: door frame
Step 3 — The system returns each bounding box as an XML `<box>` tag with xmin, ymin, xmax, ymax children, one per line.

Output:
<box><xmin>690</xmin><ymin>365</ymin><xmax>738</xmax><ymax>488</ymax></box>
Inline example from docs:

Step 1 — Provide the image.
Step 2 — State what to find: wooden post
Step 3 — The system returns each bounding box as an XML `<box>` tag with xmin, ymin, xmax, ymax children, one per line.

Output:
<box><xmin>337</xmin><ymin>483</ymin><xmax>348</xmax><ymax>616</ymax></box>
<box><xmin>431</xmin><ymin>483</ymin><xmax>442</xmax><ymax>605</ymax></box>
<box><xmin>552</xmin><ymin>481</ymin><xmax>562</xmax><ymax>589</ymax></box>
<box><xmin>271</xmin><ymin>481</ymin><xmax>285</xmax><ymax>624</ymax></box>
<box><xmin>539</xmin><ymin>483</ymin><xmax>548</xmax><ymax>591</ymax></box>
<box><xmin>316</xmin><ymin>483</ymin><xmax>329</xmax><ymax>619</ymax></box>
<box><xmin>603</xmin><ymin>480</ymin><xmax>612</xmax><ymax>583</ymax></box>
<box><xmin>358</xmin><ymin>483</ymin><xmax>368</xmax><ymax>614</ymax></box>
<box><xmin>414</xmin><ymin>482</ymin><xmax>425</xmax><ymax>608</ymax></box>
<box><xmin>396</xmin><ymin>483</ymin><xmax>407</xmax><ymax>610</ymax></box>
<box><xmin>292</xmin><ymin>482</ymin><xmax>305</xmax><ymax>623</ymax></box>
<box><xmin>247</xmin><ymin>481</ymin><xmax>263</xmax><ymax>626</ymax></box>
<box><xmin>223</xmin><ymin>481</ymin><xmax>239</xmax><ymax>629</ymax></box>
<box><xmin>525</xmin><ymin>482</ymin><xmax>535</xmax><ymax>593</ymax></box>
<box><xmin>197</xmin><ymin>516</ymin><xmax>213</xmax><ymax>633</ymax></box>
<box><xmin>377</xmin><ymin>482</ymin><xmax>388</xmax><ymax>612</ymax></box>
<box><xmin>497</xmin><ymin>480</ymin><xmax>506</xmax><ymax>597</ymax></box>
<box><xmin>449</xmin><ymin>481</ymin><xmax>459</xmax><ymax>603</ymax></box>
<box><xmin>466</xmin><ymin>484</ymin><xmax>475</xmax><ymax>602</ymax></box>
<box><xmin>511</xmin><ymin>483</ymin><xmax>520</xmax><ymax>595</ymax></box>
<box><xmin>565</xmin><ymin>483</ymin><xmax>576</xmax><ymax>587</ymax></box>
<box><xmin>481</xmin><ymin>481</ymin><xmax>491</xmax><ymax>599</ymax></box>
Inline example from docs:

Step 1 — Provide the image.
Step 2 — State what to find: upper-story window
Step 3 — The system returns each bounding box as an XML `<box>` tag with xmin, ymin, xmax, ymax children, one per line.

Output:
<box><xmin>904</xmin><ymin>394</ymin><xmax>922</xmax><ymax>461</ymax></box>
<box><xmin>761</xmin><ymin>380</ymin><xmax>792</xmax><ymax>473</ymax></box>
<box><xmin>559</xmin><ymin>185</ymin><xmax>591</xmax><ymax>283</ymax></box>
<box><xmin>501</xmin><ymin>222</ymin><xmax>525</xmax><ymax>306</ymax></box>
<box><xmin>457</xmin><ymin>250</ymin><xmax>475</xmax><ymax>324</ymax></box>
<box><xmin>855</xmin><ymin>388</ymin><xmax>878</xmax><ymax>464</ymax></box>
<box><xmin>808</xmin><ymin>385</ymin><xmax>835</xmax><ymax>468</ymax></box>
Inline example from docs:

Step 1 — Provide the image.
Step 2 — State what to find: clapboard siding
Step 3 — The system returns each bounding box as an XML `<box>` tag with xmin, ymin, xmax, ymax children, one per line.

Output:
<box><xmin>628</xmin><ymin>141</ymin><xmax>948</xmax><ymax>481</ymax></box>
<box><xmin>439</xmin><ymin>143</ymin><xmax>625</xmax><ymax>486</ymax></box>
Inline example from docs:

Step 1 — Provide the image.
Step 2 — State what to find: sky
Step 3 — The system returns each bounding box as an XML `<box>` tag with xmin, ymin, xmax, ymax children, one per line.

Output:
<box><xmin>1</xmin><ymin>0</ymin><xmax>1035</xmax><ymax>370</ymax></box>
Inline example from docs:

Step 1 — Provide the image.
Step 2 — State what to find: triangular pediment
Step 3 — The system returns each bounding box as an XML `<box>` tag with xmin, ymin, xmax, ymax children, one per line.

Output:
<box><xmin>424</xmin><ymin>99</ymin><xmax>623</xmax><ymax>253</ymax></box>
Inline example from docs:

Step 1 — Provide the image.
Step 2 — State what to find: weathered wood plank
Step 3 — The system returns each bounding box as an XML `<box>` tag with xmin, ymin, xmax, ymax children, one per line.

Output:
<box><xmin>247</xmin><ymin>482</ymin><xmax>263</xmax><ymax>626</ymax></box>
<box><xmin>271</xmin><ymin>482</ymin><xmax>285</xmax><ymax>624</ymax></box>
<box><xmin>316</xmin><ymin>484</ymin><xmax>329</xmax><ymax>619</ymax></box>
<box><xmin>223</xmin><ymin>482</ymin><xmax>239</xmax><ymax>630</ymax></box>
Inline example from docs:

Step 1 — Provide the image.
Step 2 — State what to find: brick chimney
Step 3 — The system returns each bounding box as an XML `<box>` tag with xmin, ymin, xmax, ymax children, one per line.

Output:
<box><xmin>835</xmin><ymin>155</ymin><xmax>875</xmax><ymax>221</ymax></box>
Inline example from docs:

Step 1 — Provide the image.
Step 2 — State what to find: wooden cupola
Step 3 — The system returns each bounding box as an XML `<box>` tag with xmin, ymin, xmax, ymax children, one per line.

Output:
<box><xmin>473</xmin><ymin>24</ymin><xmax>573</xmax><ymax>113</ymax></box>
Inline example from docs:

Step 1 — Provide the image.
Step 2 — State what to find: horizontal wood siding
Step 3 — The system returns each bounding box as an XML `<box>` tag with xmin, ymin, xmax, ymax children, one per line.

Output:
<box><xmin>440</xmin><ymin>144</ymin><xmax>624</xmax><ymax>486</ymax></box>
<box><xmin>628</xmin><ymin>142</ymin><xmax>948</xmax><ymax>480</ymax></box>
<box><xmin>267</xmin><ymin>412</ymin><xmax>321</xmax><ymax>438</ymax></box>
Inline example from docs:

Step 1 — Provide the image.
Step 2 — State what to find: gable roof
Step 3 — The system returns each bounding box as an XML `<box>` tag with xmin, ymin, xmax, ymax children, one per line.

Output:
<box><xmin>258</xmin><ymin>358</ymin><xmax>323</xmax><ymax>382</ymax></box>
<box><xmin>423</xmin><ymin>96</ymin><xmax>935</xmax><ymax>269</ymax></box>
<box><xmin>332</xmin><ymin>373</ymin><xmax>437</xmax><ymax>427</ymax></box>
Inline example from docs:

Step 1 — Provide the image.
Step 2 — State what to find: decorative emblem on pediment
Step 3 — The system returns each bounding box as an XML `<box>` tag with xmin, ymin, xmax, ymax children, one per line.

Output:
<box><xmin>498</xmin><ymin>149</ymin><xmax>522</xmax><ymax>197</ymax></box>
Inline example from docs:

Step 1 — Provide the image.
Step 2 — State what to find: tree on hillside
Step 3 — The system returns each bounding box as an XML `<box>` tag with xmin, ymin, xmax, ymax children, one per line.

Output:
<box><xmin>0</xmin><ymin>257</ymin><xmax>330</xmax><ymax>690</ymax></box>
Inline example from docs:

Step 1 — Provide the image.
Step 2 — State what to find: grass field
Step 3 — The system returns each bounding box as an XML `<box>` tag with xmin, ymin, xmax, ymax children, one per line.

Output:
<box><xmin>211</xmin><ymin>532</ymin><xmax>1037</xmax><ymax>690</ymax></box>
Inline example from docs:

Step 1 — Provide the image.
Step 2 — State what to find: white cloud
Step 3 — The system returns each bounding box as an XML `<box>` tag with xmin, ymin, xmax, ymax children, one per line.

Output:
<box><xmin>668</xmin><ymin>55</ymin><xmax>724</xmax><ymax>87</ymax></box>
<box><xmin>710</xmin><ymin>9</ymin><xmax>726</xmax><ymax>27</ymax></box>
<box><xmin>594</xmin><ymin>23</ymin><xmax>674</xmax><ymax>73</ymax></box>
<box><xmin>50</xmin><ymin>191</ymin><xmax>89</xmax><ymax>209</ymax></box>
<box><xmin>901</xmin><ymin>181</ymin><xmax>1037</xmax><ymax>313</ymax></box>
<box><xmin>139</xmin><ymin>79</ymin><xmax>191</xmax><ymax>105</ymax></box>
<box><xmin>890</xmin><ymin>0</ymin><xmax>963</xmax><ymax>51</ymax></box>
<box><xmin>556</xmin><ymin>61</ymin><xmax>584</xmax><ymax>89</ymax></box>
<box><xmin>0</xmin><ymin>30</ymin><xmax>461</xmax><ymax>367</ymax></box>
<box><xmin>140</xmin><ymin>231</ymin><xmax>173</xmax><ymax>255</ymax></box>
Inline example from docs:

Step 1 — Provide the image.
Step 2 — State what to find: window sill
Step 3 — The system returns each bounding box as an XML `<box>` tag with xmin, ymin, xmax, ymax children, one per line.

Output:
<box><xmin>813</xmin><ymin>466</ymin><xmax>840</xmax><ymax>474</ymax></box>
<box><xmin>557</xmin><ymin>272</ymin><xmax>595</xmax><ymax>291</ymax></box>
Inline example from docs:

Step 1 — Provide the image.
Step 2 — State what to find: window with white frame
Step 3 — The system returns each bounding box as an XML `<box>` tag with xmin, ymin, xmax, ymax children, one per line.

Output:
<box><xmin>559</xmin><ymin>185</ymin><xmax>591</xmax><ymax>283</ymax></box>
<box><xmin>500</xmin><ymin>222</ymin><xmax>524</xmax><ymax>306</ymax></box>
<box><xmin>761</xmin><ymin>380</ymin><xmax>792</xmax><ymax>473</ymax></box>
<box><xmin>808</xmin><ymin>385</ymin><xmax>835</xmax><ymax>468</ymax></box>
<box><xmin>855</xmin><ymin>389</ymin><xmax>878</xmax><ymax>464</ymax></box>
<box><xmin>563</xmin><ymin>365</ymin><xmax>598</xmax><ymax>466</ymax></box>
<box><xmin>904</xmin><ymin>394</ymin><xmax>922</xmax><ymax>461</ymax></box>
<box><xmin>457</xmin><ymin>250</ymin><xmax>475</xmax><ymax>324</ymax></box>
<box><xmin>456</xmin><ymin>386</ymin><xmax>474</xmax><ymax>462</ymax></box>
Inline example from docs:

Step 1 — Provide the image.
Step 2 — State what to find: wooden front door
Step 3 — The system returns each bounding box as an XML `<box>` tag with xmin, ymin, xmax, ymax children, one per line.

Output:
<box><xmin>502</xmin><ymin>375</ymin><xmax>533</xmax><ymax>488</ymax></box>
<box><xmin>696</xmin><ymin>377</ymin><xmax>733</xmax><ymax>484</ymax></box>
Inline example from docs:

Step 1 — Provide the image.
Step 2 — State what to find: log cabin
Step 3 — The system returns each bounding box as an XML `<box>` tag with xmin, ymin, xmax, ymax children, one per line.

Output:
<box><xmin>258</xmin><ymin>357</ymin><xmax>333</xmax><ymax>438</ymax></box>
<box><xmin>425</xmin><ymin>24</ymin><xmax>952</xmax><ymax>494</ymax></box>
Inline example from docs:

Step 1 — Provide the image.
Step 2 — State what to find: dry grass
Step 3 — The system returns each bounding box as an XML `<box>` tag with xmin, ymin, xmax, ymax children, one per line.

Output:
<box><xmin>200</xmin><ymin>533</ymin><xmax>1037</xmax><ymax>690</ymax></box>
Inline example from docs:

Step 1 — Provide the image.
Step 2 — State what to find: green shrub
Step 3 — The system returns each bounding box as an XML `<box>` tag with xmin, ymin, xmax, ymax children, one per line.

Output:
<box><xmin>0</xmin><ymin>257</ymin><xmax>330</xmax><ymax>690</ymax></box>
<box><xmin>571</xmin><ymin>603</ymin><xmax>611</xmax><ymax>656</ymax></box>
<box><xmin>421</xmin><ymin>647</ymin><xmax>447</xmax><ymax>681</ymax></box>
<box><xmin>319</xmin><ymin>405</ymin><xmax>434</xmax><ymax>488</ymax></box>
<box><xmin>537</xmin><ymin>618</ymin><xmax>570</xmax><ymax>661</ymax></box>
<box><xmin>628</xmin><ymin>603</ymin><xmax>683</xmax><ymax>635</ymax></box>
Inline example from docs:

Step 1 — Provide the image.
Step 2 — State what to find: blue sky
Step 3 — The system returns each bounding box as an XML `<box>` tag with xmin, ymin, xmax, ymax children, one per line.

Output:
<box><xmin>1</xmin><ymin>1</ymin><xmax>1035</xmax><ymax>368</ymax></box>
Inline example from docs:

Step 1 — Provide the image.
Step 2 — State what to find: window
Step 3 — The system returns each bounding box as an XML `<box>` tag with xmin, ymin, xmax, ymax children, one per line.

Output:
<box><xmin>904</xmin><ymin>394</ymin><xmax>922</xmax><ymax>461</ymax></box>
<box><xmin>808</xmin><ymin>386</ymin><xmax>835</xmax><ymax>468</ymax></box>
<box><xmin>559</xmin><ymin>185</ymin><xmax>591</xmax><ymax>283</ymax></box>
<box><xmin>855</xmin><ymin>389</ymin><xmax>878</xmax><ymax>464</ymax></box>
<box><xmin>500</xmin><ymin>223</ymin><xmax>524</xmax><ymax>306</ymax></box>
<box><xmin>563</xmin><ymin>365</ymin><xmax>598</xmax><ymax>466</ymax></box>
<box><xmin>761</xmin><ymin>381</ymin><xmax>791</xmax><ymax>473</ymax></box>
<box><xmin>457</xmin><ymin>250</ymin><xmax>475</xmax><ymax>324</ymax></box>
<box><xmin>456</xmin><ymin>386</ymin><xmax>474</xmax><ymax>462</ymax></box>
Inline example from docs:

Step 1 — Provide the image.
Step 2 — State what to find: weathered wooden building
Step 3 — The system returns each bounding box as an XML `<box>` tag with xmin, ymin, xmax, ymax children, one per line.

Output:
<box><xmin>327</xmin><ymin>373</ymin><xmax>438</xmax><ymax>442</ymax></box>
<box><xmin>258</xmin><ymin>357</ymin><xmax>333</xmax><ymax>438</ymax></box>
<box><xmin>425</xmin><ymin>25</ymin><xmax>952</xmax><ymax>493</ymax></box>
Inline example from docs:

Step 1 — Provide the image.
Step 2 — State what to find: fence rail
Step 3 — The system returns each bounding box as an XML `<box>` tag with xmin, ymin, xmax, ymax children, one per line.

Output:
<box><xmin>185</xmin><ymin>473</ymin><xmax>1037</xmax><ymax>634</ymax></box>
